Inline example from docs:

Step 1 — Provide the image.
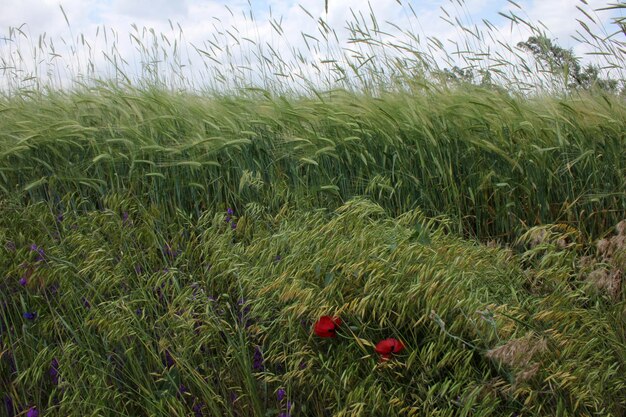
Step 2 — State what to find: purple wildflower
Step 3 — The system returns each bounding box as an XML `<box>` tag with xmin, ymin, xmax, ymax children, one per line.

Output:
<box><xmin>82</xmin><ymin>297</ymin><xmax>91</xmax><ymax>309</ymax></box>
<box><xmin>122</xmin><ymin>212</ymin><xmax>129</xmax><ymax>222</ymax></box>
<box><xmin>277</xmin><ymin>388</ymin><xmax>286</xmax><ymax>402</ymax></box>
<box><xmin>30</xmin><ymin>244</ymin><xmax>46</xmax><ymax>262</ymax></box>
<box><xmin>136</xmin><ymin>308</ymin><xmax>143</xmax><ymax>316</ymax></box>
<box><xmin>26</xmin><ymin>406</ymin><xmax>39</xmax><ymax>417</ymax></box>
<box><xmin>23</xmin><ymin>312</ymin><xmax>37</xmax><ymax>320</ymax></box>
<box><xmin>57</xmin><ymin>213</ymin><xmax>64</xmax><ymax>222</ymax></box>
<box><xmin>162</xmin><ymin>244</ymin><xmax>182</xmax><ymax>260</ymax></box>
<box><xmin>50</xmin><ymin>358</ymin><xmax>59</xmax><ymax>384</ymax></box>
<box><xmin>19</xmin><ymin>277</ymin><xmax>28</xmax><ymax>286</ymax></box>
<box><xmin>252</xmin><ymin>346</ymin><xmax>264</xmax><ymax>371</ymax></box>
<box><xmin>229</xmin><ymin>391</ymin><xmax>238</xmax><ymax>403</ymax></box>
<box><xmin>278</xmin><ymin>401</ymin><xmax>293</xmax><ymax>417</ymax></box>
<box><xmin>192</xmin><ymin>400</ymin><xmax>205</xmax><ymax>417</ymax></box>
<box><xmin>299</xmin><ymin>319</ymin><xmax>309</xmax><ymax>329</ymax></box>
<box><xmin>225</xmin><ymin>208</ymin><xmax>237</xmax><ymax>228</ymax></box>
<box><xmin>155</xmin><ymin>283</ymin><xmax>166</xmax><ymax>304</ymax></box>
<box><xmin>3</xmin><ymin>395</ymin><xmax>14</xmax><ymax>417</ymax></box>
<box><xmin>163</xmin><ymin>350</ymin><xmax>175</xmax><ymax>368</ymax></box>
<box><xmin>4</xmin><ymin>351</ymin><xmax>16</xmax><ymax>374</ymax></box>
<box><xmin>178</xmin><ymin>383</ymin><xmax>189</xmax><ymax>397</ymax></box>
<box><xmin>46</xmin><ymin>283</ymin><xmax>59</xmax><ymax>297</ymax></box>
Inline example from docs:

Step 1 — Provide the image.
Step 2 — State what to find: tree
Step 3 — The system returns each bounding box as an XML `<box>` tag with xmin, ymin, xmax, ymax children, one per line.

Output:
<box><xmin>517</xmin><ymin>35</ymin><xmax>620</xmax><ymax>93</ymax></box>
<box><xmin>439</xmin><ymin>66</ymin><xmax>494</xmax><ymax>87</ymax></box>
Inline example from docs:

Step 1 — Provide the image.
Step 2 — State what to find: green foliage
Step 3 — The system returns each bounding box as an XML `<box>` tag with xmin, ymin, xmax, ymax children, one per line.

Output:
<box><xmin>0</xmin><ymin>2</ymin><xmax>624</xmax><ymax>415</ymax></box>
<box><xmin>517</xmin><ymin>36</ymin><xmax>621</xmax><ymax>93</ymax></box>
<box><xmin>0</xmin><ymin>85</ymin><xmax>624</xmax><ymax>240</ymax></box>
<box><xmin>1</xmin><ymin>197</ymin><xmax>624</xmax><ymax>416</ymax></box>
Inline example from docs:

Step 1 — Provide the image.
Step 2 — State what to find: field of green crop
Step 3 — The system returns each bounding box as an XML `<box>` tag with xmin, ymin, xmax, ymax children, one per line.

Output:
<box><xmin>1</xmin><ymin>1</ymin><xmax>625</xmax><ymax>416</ymax></box>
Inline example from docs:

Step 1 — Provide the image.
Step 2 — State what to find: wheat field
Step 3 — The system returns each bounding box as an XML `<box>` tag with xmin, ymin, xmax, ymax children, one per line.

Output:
<box><xmin>1</xmin><ymin>1</ymin><xmax>625</xmax><ymax>416</ymax></box>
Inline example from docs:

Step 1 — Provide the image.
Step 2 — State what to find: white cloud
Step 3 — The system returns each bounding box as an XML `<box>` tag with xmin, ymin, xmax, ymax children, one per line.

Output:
<box><xmin>111</xmin><ymin>0</ymin><xmax>190</xmax><ymax>20</ymax></box>
<box><xmin>0</xmin><ymin>0</ymin><xmax>623</xmax><ymax>90</ymax></box>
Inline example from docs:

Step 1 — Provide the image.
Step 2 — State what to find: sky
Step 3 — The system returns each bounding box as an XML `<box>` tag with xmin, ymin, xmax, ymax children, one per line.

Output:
<box><xmin>0</xmin><ymin>0</ymin><xmax>624</xmax><ymax>89</ymax></box>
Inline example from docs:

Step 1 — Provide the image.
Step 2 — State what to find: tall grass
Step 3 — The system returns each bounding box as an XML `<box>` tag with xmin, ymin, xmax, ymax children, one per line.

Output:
<box><xmin>0</xmin><ymin>1</ymin><xmax>625</xmax><ymax>416</ymax></box>
<box><xmin>0</xmin><ymin>83</ymin><xmax>624</xmax><ymax>239</ymax></box>
<box><xmin>1</xmin><ymin>198</ymin><xmax>625</xmax><ymax>416</ymax></box>
<box><xmin>1</xmin><ymin>1</ymin><xmax>624</xmax><ymax>239</ymax></box>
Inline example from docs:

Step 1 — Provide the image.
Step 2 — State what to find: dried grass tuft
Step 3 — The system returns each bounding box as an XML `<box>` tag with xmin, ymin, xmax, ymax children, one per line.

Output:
<box><xmin>587</xmin><ymin>269</ymin><xmax>622</xmax><ymax>300</ymax></box>
<box><xmin>486</xmin><ymin>333</ymin><xmax>547</xmax><ymax>385</ymax></box>
<box><xmin>487</xmin><ymin>333</ymin><xmax>547</xmax><ymax>368</ymax></box>
<box><xmin>528</xmin><ymin>229</ymin><xmax>548</xmax><ymax>248</ymax></box>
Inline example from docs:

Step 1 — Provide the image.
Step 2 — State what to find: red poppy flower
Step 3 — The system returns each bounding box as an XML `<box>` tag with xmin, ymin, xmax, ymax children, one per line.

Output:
<box><xmin>375</xmin><ymin>338</ymin><xmax>405</xmax><ymax>361</ymax></box>
<box><xmin>313</xmin><ymin>316</ymin><xmax>341</xmax><ymax>338</ymax></box>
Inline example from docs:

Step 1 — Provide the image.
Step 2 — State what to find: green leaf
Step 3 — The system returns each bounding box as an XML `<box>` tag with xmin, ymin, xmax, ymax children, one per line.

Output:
<box><xmin>92</xmin><ymin>153</ymin><xmax>112</xmax><ymax>163</ymax></box>
<box><xmin>410</xmin><ymin>222</ymin><xmax>431</xmax><ymax>245</ymax></box>
<box><xmin>324</xmin><ymin>271</ymin><xmax>334</xmax><ymax>287</ymax></box>
<box><xmin>23</xmin><ymin>177</ymin><xmax>48</xmax><ymax>192</ymax></box>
